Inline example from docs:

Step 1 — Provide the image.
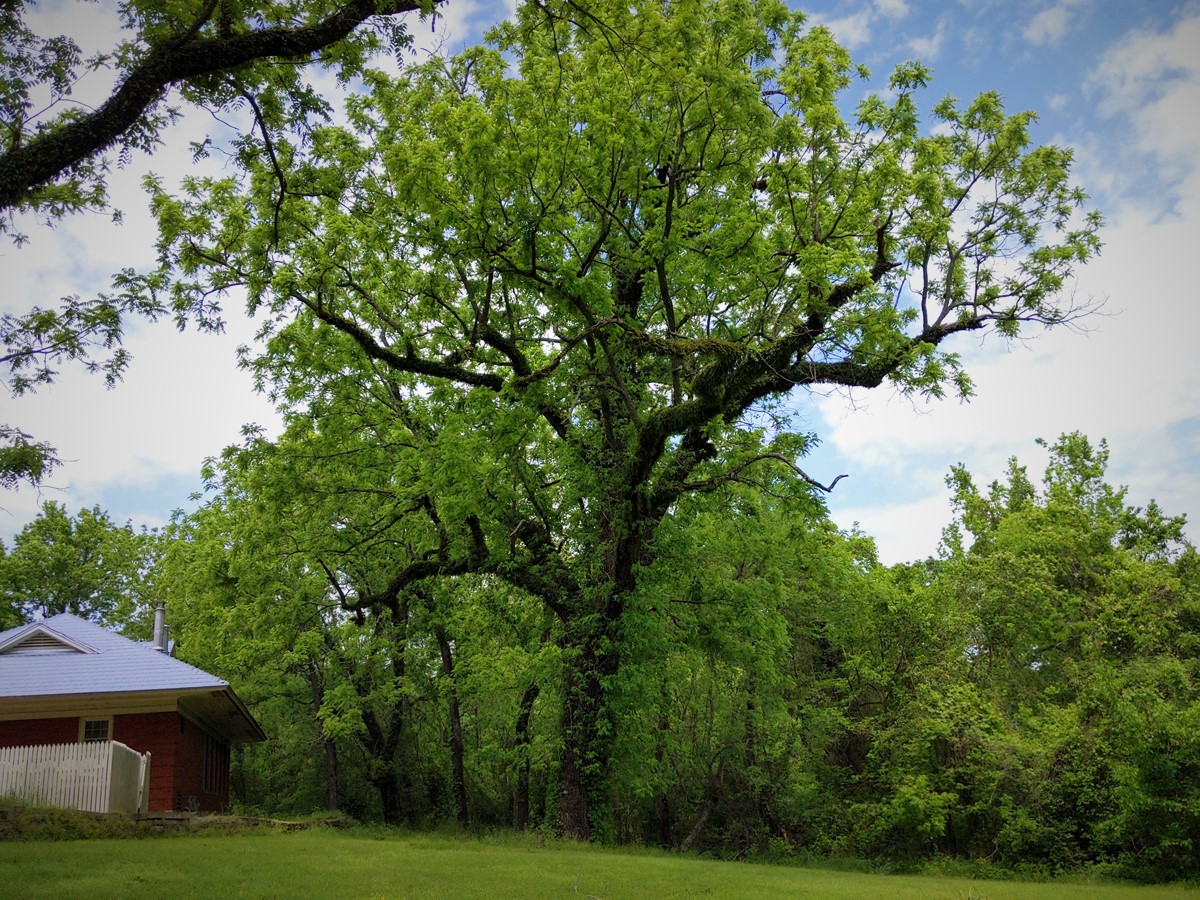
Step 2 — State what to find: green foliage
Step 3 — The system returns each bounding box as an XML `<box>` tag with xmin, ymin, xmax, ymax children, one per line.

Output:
<box><xmin>149</xmin><ymin>426</ymin><xmax>1200</xmax><ymax>881</ymax></box>
<box><xmin>0</xmin><ymin>501</ymin><xmax>158</xmax><ymax>632</ymax></box>
<box><xmin>893</xmin><ymin>434</ymin><xmax>1200</xmax><ymax>879</ymax></box>
<box><xmin>0</xmin><ymin>425</ymin><xmax>60</xmax><ymax>491</ymax></box>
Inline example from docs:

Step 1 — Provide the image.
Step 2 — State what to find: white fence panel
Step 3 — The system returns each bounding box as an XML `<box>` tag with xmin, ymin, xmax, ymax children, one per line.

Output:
<box><xmin>0</xmin><ymin>741</ymin><xmax>150</xmax><ymax>815</ymax></box>
<box><xmin>108</xmin><ymin>742</ymin><xmax>150</xmax><ymax>815</ymax></box>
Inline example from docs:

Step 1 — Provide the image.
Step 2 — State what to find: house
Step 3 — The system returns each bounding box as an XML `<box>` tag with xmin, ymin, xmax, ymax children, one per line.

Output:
<box><xmin>0</xmin><ymin>608</ymin><xmax>264</xmax><ymax>813</ymax></box>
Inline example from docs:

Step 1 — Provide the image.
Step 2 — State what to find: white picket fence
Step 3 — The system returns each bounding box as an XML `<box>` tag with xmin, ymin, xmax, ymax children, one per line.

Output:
<box><xmin>0</xmin><ymin>741</ymin><xmax>150</xmax><ymax>815</ymax></box>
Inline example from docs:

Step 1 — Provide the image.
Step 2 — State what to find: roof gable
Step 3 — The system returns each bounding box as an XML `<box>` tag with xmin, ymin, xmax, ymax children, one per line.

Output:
<box><xmin>0</xmin><ymin>621</ymin><xmax>97</xmax><ymax>656</ymax></box>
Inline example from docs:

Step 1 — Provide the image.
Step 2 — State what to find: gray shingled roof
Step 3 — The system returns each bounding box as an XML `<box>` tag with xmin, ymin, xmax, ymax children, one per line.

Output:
<box><xmin>0</xmin><ymin>613</ymin><xmax>265</xmax><ymax>744</ymax></box>
<box><xmin>0</xmin><ymin>613</ymin><xmax>228</xmax><ymax>698</ymax></box>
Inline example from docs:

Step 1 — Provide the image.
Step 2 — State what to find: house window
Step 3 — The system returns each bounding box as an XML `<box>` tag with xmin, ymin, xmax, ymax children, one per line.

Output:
<box><xmin>79</xmin><ymin>717</ymin><xmax>111</xmax><ymax>743</ymax></box>
<box><xmin>203</xmin><ymin>733</ymin><xmax>229</xmax><ymax>796</ymax></box>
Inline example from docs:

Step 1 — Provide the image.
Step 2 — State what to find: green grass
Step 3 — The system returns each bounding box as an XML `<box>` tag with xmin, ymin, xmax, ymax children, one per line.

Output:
<box><xmin>1</xmin><ymin>829</ymin><xmax>1197</xmax><ymax>899</ymax></box>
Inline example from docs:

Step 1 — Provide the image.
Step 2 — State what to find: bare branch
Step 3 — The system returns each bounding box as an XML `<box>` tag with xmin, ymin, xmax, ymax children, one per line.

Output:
<box><xmin>682</xmin><ymin>452</ymin><xmax>848</xmax><ymax>494</ymax></box>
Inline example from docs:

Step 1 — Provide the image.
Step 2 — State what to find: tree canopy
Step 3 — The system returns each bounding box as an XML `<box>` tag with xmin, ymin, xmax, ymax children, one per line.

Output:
<box><xmin>141</xmin><ymin>0</ymin><xmax>1102</xmax><ymax>838</ymax></box>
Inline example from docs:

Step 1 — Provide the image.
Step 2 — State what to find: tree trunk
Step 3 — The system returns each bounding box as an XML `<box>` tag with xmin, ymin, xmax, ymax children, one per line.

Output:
<box><xmin>654</xmin><ymin>712</ymin><xmax>671</xmax><ymax>848</ymax></box>
<box><xmin>557</xmin><ymin>612</ymin><xmax>623</xmax><ymax>840</ymax></box>
<box><xmin>744</xmin><ymin>691</ymin><xmax>781</xmax><ymax>841</ymax></box>
<box><xmin>677</xmin><ymin>794</ymin><xmax>714</xmax><ymax>853</ymax></box>
<box><xmin>352</xmin><ymin>602</ymin><xmax>410</xmax><ymax>825</ymax></box>
<box><xmin>558</xmin><ymin>652</ymin><xmax>597</xmax><ymax>841</ymax></box>
<box><xmin>678</xmin><ymin>760</ymin><xmax>724</xmax><ymax>853</ymax></box>
<box><xmin>435</xmin><ymin>624</ymin><xmax>469</xmax><ymax>829</ymax></box>
<box><xmin>513</xmin><ymin>679</ymin><xmax>540</xmax><ymax>830</ymax></box>
<box><xmin>308</xmin><ymin>663</ymin><xmax>339</xmax><ymax>812</ymax></box>
<box><xmin>556</xmin><ymin>515</ymin><xmax>649</xmax><ymax>840</ymax></box>
<box><xmin>375</xmin><ymin>771</ymin><xmax>402</xmax><ymax>824</ymax></box>
<box><xmin>323</xmin><ymin>738</ymin><xmax>339</xmax><ymax>813</ymax></box>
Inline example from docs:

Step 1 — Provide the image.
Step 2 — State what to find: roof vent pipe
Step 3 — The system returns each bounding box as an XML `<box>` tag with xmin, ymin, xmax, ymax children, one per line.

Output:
<box><xmin>153</xmin><ymin>602</ymin><xmax>166</xmax><ymax>652</ymax></box>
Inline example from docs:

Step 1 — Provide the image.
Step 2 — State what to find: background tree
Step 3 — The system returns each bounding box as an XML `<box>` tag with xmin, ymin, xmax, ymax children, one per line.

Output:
<box><xmin>0</xmin><ymin>501</ymin><xmax>157</xmax><ymax>631</ymax></box>
<box><xmin>1</xmin><ymin>0</ymin><xmax>440</xmax><ymax>488</ymax></box>
<box><xmin>142</xmin><ymin>0</ymin><xmax>1101</xmax><ymax>838</ymax></box>
<box><xmin>159</xmin><ymin>430</ymin><xmax>558</xmax><ymax>825</ymax></box>
<box><xmin>610</xmin><ymin>484</ymin><xmax>877</xmax><ymax>852</ymax></box>
<box><xmin>157</xmin><ymin>449</ymin><xmax>413</xmax><ymax>821</ymax></box>
<box><xmin>921</xmin><ymin>434</ymin><xmax>1200</xmax><ymax>877</ymax></box>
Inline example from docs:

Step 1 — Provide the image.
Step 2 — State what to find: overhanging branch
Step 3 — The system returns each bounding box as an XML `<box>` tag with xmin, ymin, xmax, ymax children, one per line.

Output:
<box><xmin>0</xmin><ymin>0</ymin><xmax>442</xmax><ymax>211</ymax></box>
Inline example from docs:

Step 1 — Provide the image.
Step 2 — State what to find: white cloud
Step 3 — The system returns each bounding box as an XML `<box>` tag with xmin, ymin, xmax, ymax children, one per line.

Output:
<box><xmin>2</xmin><ymin>6</ymin><xmax>304</xmax><ymax>539</ymax></box>
<box><xmin>808</xmin><ymin>1</ymin><xmax>920</xmax><ymax>55</ymax></box>
<box><xmin>1023</xmin><ymin>0</ymin><xmax>1090</xmax><ymax>47</ymax></box>
<box><xmin>821</xmin><ymin>168</ymin><xmax>1200</xmax><ymax>561</ymax></box>
<box><xmin>1087</xmin><ymin>10</ymin><xmax>1200</xmax><ymax>189</ymax></box>
<box><xmin>834</xmin><ymin>493</ymin><xmax>959</xmax><ymax>565</ymax></box>
<box><xmin>816</xmin><ymin>10</ymin><xmax>874</xmax><ymax>49</ymax></box>
<box><xmin>1024</xmin><ymin>6</ymin><xmax>1071</xmax><ymax>46</ymax></box>
<box><xmin>2</xmin><ymin>295</ymin><xmax>282</xmax><ymax>532</ymax></box>
<box><xmin>906</xmin><ymin>18</ymin><xmax>946</xmax><ymax>60</ymax></box>
<box><xmin>875</xmin><ymin>0</ymin><xmax>910</xmax><ymax>20</ymax></box>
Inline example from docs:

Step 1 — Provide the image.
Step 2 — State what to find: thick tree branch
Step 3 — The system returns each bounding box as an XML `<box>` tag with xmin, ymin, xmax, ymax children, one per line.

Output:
<box><xmin>0</xmin><ymin>0</ymin><xmax>440</xmax><ymax>212</ymax></box>
<box><xmin>297</xmin><ymin>289</ymin><xmax>506</xmax><ymax>391</ymax></box>
<box><xmin>494</xmin><ymin>518</ymin><xmax>576</xmax><ymax>620</ymax></box>
<box><xmin>344</xmin><ymin>555</ymin><xmax>474</xmax><ymax>615</ymax></box>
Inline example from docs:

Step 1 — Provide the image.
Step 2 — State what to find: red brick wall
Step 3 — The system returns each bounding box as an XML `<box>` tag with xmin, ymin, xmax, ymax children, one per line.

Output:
<box><xmin>0</xmin><ymin>717</ymin><xmax>78</xmax><ymax>747</ymax></box>
<box><xmin>170</xmin><ymin>716</ymin><xmax>230</xmax><ymax>812</ymax></box>
<box><xmin>0</xmin><ymin>711</ymin><xmax>232</xmax><ymax>813</ymax></box>
<box><xmin>113</xmin><ymin>712</ymin><xmax>181</xmax><ymax>813</ymax></box>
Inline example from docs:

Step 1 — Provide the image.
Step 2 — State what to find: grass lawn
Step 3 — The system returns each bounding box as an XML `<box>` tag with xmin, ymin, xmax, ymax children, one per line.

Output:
<box><xmin>1</xmin><ymin>830</ymin><xmax>1196</xmax><ymax>899</ymax></box>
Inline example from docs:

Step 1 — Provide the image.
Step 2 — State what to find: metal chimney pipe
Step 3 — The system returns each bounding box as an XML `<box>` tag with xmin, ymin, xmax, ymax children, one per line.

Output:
<box><xmin>153</xmin><ymin>602</ymin><xmax>166</xmax><ymax>652</ymax></box>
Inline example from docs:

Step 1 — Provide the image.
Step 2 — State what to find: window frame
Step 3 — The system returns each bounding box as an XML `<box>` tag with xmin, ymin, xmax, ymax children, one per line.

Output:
<box><xmin>78</xmin><ymin>716</ymin><xmax>113</xmax><ymax>743</ymax></box>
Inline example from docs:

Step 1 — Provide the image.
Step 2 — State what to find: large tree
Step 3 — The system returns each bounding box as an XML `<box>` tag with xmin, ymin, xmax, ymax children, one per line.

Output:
<box><xmin>1</xmin><ymin>0</ymin><xmax>440</xmax><ymax>488</ymax></box>
<box><xmin>144</xmin><ymin>0</ymin><xmax>1101</xmax><ymax>837</ymax></box>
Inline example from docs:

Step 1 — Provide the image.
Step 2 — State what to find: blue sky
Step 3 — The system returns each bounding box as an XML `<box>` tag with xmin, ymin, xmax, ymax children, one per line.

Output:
<box><xmin>4</xmin><ymin>0</ymin><xmax>1199</xmax><ymax>563</ymax></box>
